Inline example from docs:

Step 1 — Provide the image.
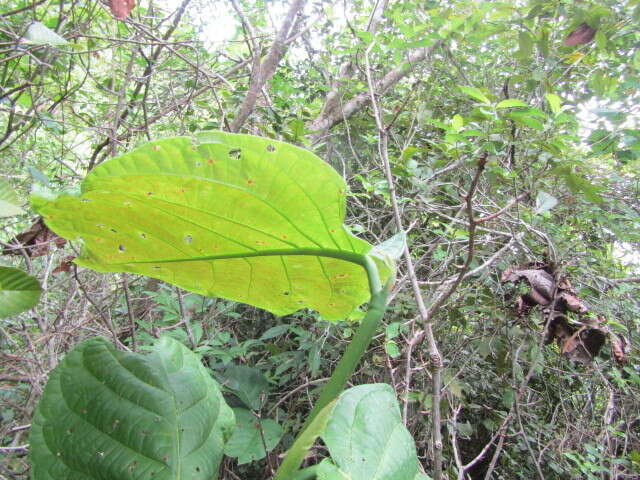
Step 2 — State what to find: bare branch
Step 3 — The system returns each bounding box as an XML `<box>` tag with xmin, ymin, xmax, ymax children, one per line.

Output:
<box><xmin>313</xmin><ymin>0</ymin><xmax>389</xmax><ymax>134</ymax></box>
<box><xmin>310</xmin><ymin>41</ymin><xmax>441</xmax><ymax>142</ymax></box>
<box><xmin>230</xmin><ymin>0</ymin><xmax>307</xmax><ymax>132</ymax></box>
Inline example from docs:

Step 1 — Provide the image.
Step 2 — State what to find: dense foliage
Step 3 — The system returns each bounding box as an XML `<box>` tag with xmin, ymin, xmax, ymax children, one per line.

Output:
<box><xmin>1</xmin><ymin>0</ymin><xmax>639</xmax><ymax>479</ymax></box>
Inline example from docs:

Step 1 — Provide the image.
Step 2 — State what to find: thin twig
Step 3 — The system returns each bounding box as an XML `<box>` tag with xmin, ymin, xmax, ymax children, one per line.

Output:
<box><xmin>365</xmin><ymin>41</ymin><xmax>448</xmax><ymax>480</ymax></box>
<box><xmin>72</xmin><ymin>266</ymin><xmax>128</xmax><ymax>351</ymax></box>
<box><xmin>121</xmin><ymin>274</ymin><xmax>137</xmax><ymax>351</ymax></box>
<box><xmin>175</xmin><ymin>287</ymin><xmax>196</xmax><ymax>349</ymax></box>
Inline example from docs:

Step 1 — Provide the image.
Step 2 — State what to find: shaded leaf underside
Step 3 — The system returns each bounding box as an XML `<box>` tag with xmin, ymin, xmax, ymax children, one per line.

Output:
<box><xmin>0</xmin><ymin>266</ymin><xmax>42</xmax><ymax>317</ymax></box>
<box><xmin>29</xmin><ymin>337</ymin><xmax>233</xmax><ymax>480</ymax></box>
<box><xmin>34</xmin><ymin>133</ymin><xmax>389</xmax><ymax>320</ymax></box>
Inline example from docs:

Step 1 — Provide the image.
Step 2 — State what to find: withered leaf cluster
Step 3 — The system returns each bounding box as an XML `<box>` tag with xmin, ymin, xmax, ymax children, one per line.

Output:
<box><xmin>501</xmin><ymin>262</ymin><xmax>627</xmax><ymax>364</ymax></box>
<box><xmin>2</xmin><ymin>217</ymin><xmax>66</xmax><ymax>258</ymax></box>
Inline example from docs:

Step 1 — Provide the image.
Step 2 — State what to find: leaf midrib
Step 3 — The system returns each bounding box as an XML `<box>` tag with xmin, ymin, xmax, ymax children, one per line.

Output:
<box><xmin>101</xmin><ymin>248</ymin><xmax>369</xmax><ymax>268</ymax></box>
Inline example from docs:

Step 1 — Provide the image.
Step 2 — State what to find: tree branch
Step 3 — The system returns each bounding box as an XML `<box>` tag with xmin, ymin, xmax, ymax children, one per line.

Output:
<box><xmin>230</xmin><ymin>0</ymin><xmax>306</xmax><ymax>132</ymax></box>
<box><xmin>310</xmin><ymin>41</ymin><xmax>441</xmax><ymax>143</ymax></box>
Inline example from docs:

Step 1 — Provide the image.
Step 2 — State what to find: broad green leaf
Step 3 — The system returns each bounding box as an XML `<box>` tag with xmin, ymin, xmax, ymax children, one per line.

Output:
<box><xmin>545</xmin><ymin>93</ymin><xmax>562</xmax><ymax>116</ymax></box>
<box><xmin>400</xmin><ymin>146</ymin><xmax>425</xmax><ymax>164</ymax></box>
<box><xmin>321</xmin><ymin>384</ymin><xmax>421</xmax><ymax>480</ymax></box>
<box><xmin>457</xmin><ymin>85</ymin><xmax>491</xmax><ymax>104</ymax></box>
<box><xmin>595</xmin><ymin>29</ymin><xmax>607</xmax><ymax>51</ymax></box>
<box><xmin>535</xmin><ymin>191</ymin><xmax>558</xmax><ymax>214</ymax></box>
<box><xmin>537</xmin><ymin>28</ymin><xmax>549</xmax><ymax>58</ymax></box>
<box><xmin>30</xmin><ymin>336</ymin><xmax>234</xmax><ymax>480</ymax></box>
<box><xmin>0</xmin><ymin>179</ymin><xmax>25</xmax><ymax>217</ymax></box>
<box><xmin>0</xmin><ymin>266</ymin><xmax>41</xmax><ymax>317</ymax></box>
<box><xmin>218</xmin><ymin>364</ymin><xmax>269</xmax><ymax>410</ymax></box>
<box><xmin>317</xmin><ymin>459</ymin><xmax>351</xmax><ymax>480</ymax></box>
<box><xmin>32</xmin><ymin>133</ymin><xmax>391</xmax><ymax>320</ymax></box>
<box><xmin>24</xmin><ymin>22</ymin><xmax>68</xmax><ymax>46</ymax></box>
<box><xmin>515</xmin><ymin>107</ymin><xmax>547</xmax><ymax>119</ymax></box>
<box><xmin>496</xmin><ymin>99</ymin><xmax>528</xmax><ymax>109</ymax></box>
<box><xmin>224</xmin><ymin>408</ymin><xmax>283</xmax><ymax>464</ymax></box>
<box><xmin>16</xmin><ymin>91</ymin><xmax>32</xmax><ymax>108</ymax></box>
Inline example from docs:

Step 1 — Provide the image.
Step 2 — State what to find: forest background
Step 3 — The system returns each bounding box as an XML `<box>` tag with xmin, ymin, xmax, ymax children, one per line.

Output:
<box><xmin>1</xmin><ymin>0</ymin><xmax>639</xmax><ymax>478</ymax></box>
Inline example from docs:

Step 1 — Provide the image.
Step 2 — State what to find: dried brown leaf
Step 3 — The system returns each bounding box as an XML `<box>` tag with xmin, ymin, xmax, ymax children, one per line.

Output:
<box><xmin>502</xmin><ymin>268</ymin><xmax>555</xmax><ymax>305</ymax></box>
<box><xmin>558</xmin><ymin>291</ymin><xmax>589</xmax><ymax>314</ymax></box>
<box><xmin>52</xmin><ymin>256</ymin><xmax>76</xmax><ymax>275</ymax></box>
<box><xmin>110</xmin><ymin>0</ymin><xmax>136</xmax><ymax>19</ymax></box>
<box><xmin>610</xmin><ymin>334</ymin><xmax>627</xmax><ymax>364</ymax></box>
<box><xmin>546</xmin><ymin>315</ymin><xmax>574</xmax><ymax>345</ymax></box>
<box><xmin>565</xmin><ymin>23</ymin><xmax>596</xmax><ymax>46</ymax></box>
<box><xmin>2</xmin><ymin>217</ymin><xmax>66</xmax><ymax>257</ymax></box>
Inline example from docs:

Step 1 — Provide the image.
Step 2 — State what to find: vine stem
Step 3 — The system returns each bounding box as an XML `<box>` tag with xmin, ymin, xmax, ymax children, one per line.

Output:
<box><xmin>274</xmin><ymin>255</ymin><xmax>388</xmax><ymax>479</ymax></box>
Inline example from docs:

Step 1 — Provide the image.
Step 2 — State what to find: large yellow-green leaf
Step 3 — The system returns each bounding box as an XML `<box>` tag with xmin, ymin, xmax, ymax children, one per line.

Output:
<box><xmin>32</xmin><ymin>132</ymin><xmax>389</xmax><ymax>320</ymax></box>
<box><xmin>30</xmin><ymin>336</ymin><xmax>234</xmax><ymax>480</ymax></box>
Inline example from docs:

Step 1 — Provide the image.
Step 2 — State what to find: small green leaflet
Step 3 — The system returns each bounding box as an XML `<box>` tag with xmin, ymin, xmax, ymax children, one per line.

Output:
<box><xmin>23</xmin><ymin>22</ymin><xmax>68</xmax><ymax>46</ymax></box>
<box><xmin>496</xmin><ymin>99</ymin><xmax>528</xmax><ymax>109</ymax></box>
<box><xmin>457</xmin><ymin>85</ymin><xmax>491</xmax><ymax>104</ymax></box>
<box><xmin>224</xmin><ymin>408</ymin><xmax>283</xmax><ymax>464</ymax></box>
<box><xmin>451</xmin><ymin>114</ymin><xmax>464</xmax><ymax>132</ymax></box>
<box><xmin>508</xmin><ymin>111</ymin><xmax>544</xmax><ymax>130</ymax></box>
<box><xmin>0</xmin><ymin>179</ymin><xmax>25</xmax><ymax>217</ymax></box>
<box><xmin>545</xmin><ymin>93</ymin><xmax>562</xmax><ymax>116</ymax></box>
<box><xmin>535</xmin><ymin>191</ymin><xmax>558</xmax><ymax>214</ymax></box>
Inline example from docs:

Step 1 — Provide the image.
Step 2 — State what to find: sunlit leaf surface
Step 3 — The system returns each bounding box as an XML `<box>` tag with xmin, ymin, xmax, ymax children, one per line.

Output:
<box><xmin>33</xmin><ymin>133</ymin><xmax>389</xmax><ymax>320</ymax></box>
